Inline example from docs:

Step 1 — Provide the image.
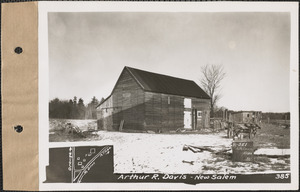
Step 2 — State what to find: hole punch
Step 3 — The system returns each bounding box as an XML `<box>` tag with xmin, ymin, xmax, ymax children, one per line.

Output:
<box><xmin>14</xmin><ymin>47</ymin><xmax>23</xmax><ymax>54</ymax></box>
<box><xmin>14</xmin><ymin>125</ymin><xmax>23</xmax><ymax>133</ymax></box>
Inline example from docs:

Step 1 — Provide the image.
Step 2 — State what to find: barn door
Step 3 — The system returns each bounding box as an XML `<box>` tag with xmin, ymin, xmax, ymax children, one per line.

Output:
<box><xmin>193</xmin><ymin>109</ymin><xmax>197</xmax><ymax>129</ymax></box>
<box><xmin>184</xmin><ymin>111</ymin><xmax>192</xmax><ymax>129</ymax></box>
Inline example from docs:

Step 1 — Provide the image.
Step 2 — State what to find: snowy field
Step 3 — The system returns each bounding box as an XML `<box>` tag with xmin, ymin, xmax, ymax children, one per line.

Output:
<box><xmin>96</xmin><ymin>131</ymin><xmax>290</xmax><ymax>174</ymax></box>
<box><xmin>49</xmin><ymin>119</ymin><xmax>290</xmax><ymax>174</ymax></box>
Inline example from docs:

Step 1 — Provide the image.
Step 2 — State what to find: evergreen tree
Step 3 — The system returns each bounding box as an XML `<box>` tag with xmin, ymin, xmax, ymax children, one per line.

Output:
<box><xmin>86</xmin><ymin>96</ymin><xmax>100</xmax><ymax>119</ymax></box>
<box><xmin>78</xmin><ymin>98</ymin><xmax>86</xmax><ymax>119</ymax></box>
<box><xmin>49</xmin><ymin>96</ymin><xmax>103</xmax><ymax>119</ymax></box>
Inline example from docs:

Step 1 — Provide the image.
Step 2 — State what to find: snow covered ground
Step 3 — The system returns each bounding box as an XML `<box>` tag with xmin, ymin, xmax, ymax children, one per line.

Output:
<box><xmin>49</xmin><ymin>119</ymin><xmax>290</xmax><ymax>174</ymax></box>
<box><xmin>94</xmin><ymin>131</ymin><xmax>290</xmax><ymax>174</ymax></box>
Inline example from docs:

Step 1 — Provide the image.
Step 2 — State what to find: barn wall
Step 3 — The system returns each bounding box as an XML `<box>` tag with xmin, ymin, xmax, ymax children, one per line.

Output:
<box><xmin>97</xmin><ymin>68</ymin><xmax>211</xmax><ymax>131</ymax></box>
<box><xmin>96</xmin><ymin>96</ymin><xmax>113</xmax><ymax>130</ymax></box>
<box><xmin>144</xmin><ymin>93</ymin><xmax>210</xmax><ymax>131</ymax></box>
<box><xmin>191</xmin><ymin>98</ymin><xmax>210</xmax><ymax>129</ymax></box>
<box><xmin>111</xmin><ymin>69</ymin><xmax>145</xmax><ymax>131</ymax></box>
<box><xmin>144</xmin><ymin>92</ymin><xmax>184</xmax><ymax>131</ymax></box>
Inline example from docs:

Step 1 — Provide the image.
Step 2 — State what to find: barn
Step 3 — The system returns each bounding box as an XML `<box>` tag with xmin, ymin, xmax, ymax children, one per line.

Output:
<box><xmin>96</xmin><ymin>66</ymin><xmax>211</xmax><ymax>132</ymax></box>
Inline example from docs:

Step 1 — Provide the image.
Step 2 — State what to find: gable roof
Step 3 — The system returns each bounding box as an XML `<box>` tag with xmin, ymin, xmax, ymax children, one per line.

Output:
<box><xmin>97</xmin><ymin>66</ymin><xmax>210</xmax><ymax>107</ymax></box>
<box><xmin>125</xmin><ymin>66</ymin><xmax>210</xmax><ymax>99</ymax></box>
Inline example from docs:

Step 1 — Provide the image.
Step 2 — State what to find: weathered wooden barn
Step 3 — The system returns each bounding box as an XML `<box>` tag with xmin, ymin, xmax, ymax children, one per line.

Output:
<box><xmin>96</xmin><ymin>66</ymin><xmax>211</xmax><ymax>132</ymax></box>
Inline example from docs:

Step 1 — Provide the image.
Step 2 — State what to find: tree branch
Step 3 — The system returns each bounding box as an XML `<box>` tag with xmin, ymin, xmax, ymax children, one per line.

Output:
<box><xmin>199</xmin><ymin>64</ymin><xmax>226</xmax><ymax>115</ymax></box>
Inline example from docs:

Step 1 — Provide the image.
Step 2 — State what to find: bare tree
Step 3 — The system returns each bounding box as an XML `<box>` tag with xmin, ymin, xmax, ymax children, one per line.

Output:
<box><xmin>200</xmin><ymin>64</ymin><xmax>226</xmax><ymax>117</ymax></box>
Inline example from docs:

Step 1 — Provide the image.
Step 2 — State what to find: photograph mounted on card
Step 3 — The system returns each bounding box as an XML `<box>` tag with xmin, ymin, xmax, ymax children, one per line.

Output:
<box><xmin>2</xmin><ymin>1</ymin><xmax>298</xmax><ymax>191</ymax></box>
<box><xmin>37</xmin><ymin>2</ymin><xmax>298</xmax><ymax>191</ymax></box>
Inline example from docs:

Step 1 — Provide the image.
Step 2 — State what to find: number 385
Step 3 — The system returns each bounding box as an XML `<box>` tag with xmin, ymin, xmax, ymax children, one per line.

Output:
<box><xmin>275</xmin><ymin>173</ymin><xmax>290</xmax><ymax>179</ymax></box>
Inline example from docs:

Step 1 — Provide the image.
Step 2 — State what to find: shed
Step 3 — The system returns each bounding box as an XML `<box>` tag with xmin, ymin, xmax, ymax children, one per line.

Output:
<box><xmin>228</xmin><ymin>111</ymin><xmax>262</xmax><ymax>124</ymax></box>
<box><xmin>96</xmin><ymin>66</ymin><xmax>211</xmax><ymax>132</ymax></box>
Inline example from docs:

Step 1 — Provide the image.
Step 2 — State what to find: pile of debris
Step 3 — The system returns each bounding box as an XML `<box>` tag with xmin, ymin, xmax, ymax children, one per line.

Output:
<box><xmin>183</xmin><ymin>144</ymin><xmax>231</xmax><ymax>154</ymax></box>
<box><xmin>182</xmin><ymin>144</ymin><xmax>231</xmax><ymax>165</ymax></box>
<box><xmin>63</xmin><ymin>123</ymin><xmax>87</xmax><ymax>138</ymax></box>
<box><xmin>59</xmin><ymin>122</ymin><xmax>98</xmax><ymax>138</ymax></box>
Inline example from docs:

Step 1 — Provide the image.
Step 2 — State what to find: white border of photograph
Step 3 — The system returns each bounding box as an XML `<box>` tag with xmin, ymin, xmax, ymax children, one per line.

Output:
<box><xmin>39</xmin><ymin>1</ymin><xmax>299</xmax><ymax>191</ymax></box>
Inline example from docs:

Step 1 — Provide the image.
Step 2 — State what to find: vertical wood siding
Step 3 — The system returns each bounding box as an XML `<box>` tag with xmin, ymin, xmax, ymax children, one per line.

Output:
<box><xmin>111</xmin><ymin>69</ymin><xmax>145</xmax><ymax>130</ymax></box>
<box><xmin>144</xmin><ymin>92</ymin><xmax>185</xmax><ymax>131</ymax></box>
<box><xmin>96</xmin><ymin>96</ymin><xmax>113</xmax><ymax>130</ymax></box>
<box><xmin>192</xmin><ymin>99</ymin><xmax>210</xmax><ymax>128</ymax></box>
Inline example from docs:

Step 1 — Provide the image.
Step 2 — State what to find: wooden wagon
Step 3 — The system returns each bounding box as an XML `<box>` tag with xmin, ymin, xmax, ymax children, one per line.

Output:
<box><xmin>225</xmin><ymin>111</ymin><xmax>262</xmax><ymax>139</ymax></box>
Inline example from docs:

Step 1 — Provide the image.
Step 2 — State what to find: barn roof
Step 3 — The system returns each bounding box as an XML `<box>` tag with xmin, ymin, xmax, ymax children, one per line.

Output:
<box><xmin>125</xmin><ymin>66</ymin><xmax>210</xmax><ymax>99</ymax></box>
<box><xmin>97</xmin><ymin>66</ymin><xmax>210</xmax><ymax>108</ymax></box>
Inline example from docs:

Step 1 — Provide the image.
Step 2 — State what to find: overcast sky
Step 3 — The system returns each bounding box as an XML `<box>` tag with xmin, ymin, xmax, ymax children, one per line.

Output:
<box><xmin>48</xmin><ymin>12</ymin><xmax>290</xmax><ymax>112</ymax></box>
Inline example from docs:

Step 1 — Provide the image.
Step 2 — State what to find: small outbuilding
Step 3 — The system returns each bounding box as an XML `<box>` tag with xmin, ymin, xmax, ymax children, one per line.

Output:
<box><xmin>96</xmin><ymin>66</ymin><xmax>211</xmax><ymax>132</ymax></box>
<box><xmin>228</xmin><ymin>111</ymin><xmax>262</xmax><ymax>124</ymax></box>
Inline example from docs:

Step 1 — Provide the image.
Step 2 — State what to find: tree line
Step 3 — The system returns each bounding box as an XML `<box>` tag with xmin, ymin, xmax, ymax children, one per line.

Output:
<box><xmin>213</xmin><ymin>107</ymin><xmax>290</xmax><ymax>121</ymax></box>
<box><xmin>49</xmin><ymin>96</ymin><xmax>104</xmax><ymax>119</ymax></box>
<box><xmin>261</xmin><ymin>112</ymin><xmax>290</xmax><ymax>120</ymax></box>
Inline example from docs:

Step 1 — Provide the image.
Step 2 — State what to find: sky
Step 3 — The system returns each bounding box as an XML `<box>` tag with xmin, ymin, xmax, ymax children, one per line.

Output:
<box><xmin>48</xmin><ymin>12</ymin><xmax>290</xmax><ymax>112</ymax></box>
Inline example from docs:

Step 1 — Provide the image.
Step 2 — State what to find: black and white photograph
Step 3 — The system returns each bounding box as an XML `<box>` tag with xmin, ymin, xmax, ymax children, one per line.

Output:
<box><xmin>38</xmin><ymin>1</ymin><xmax>298</xmax><ymax>190</ymax></box>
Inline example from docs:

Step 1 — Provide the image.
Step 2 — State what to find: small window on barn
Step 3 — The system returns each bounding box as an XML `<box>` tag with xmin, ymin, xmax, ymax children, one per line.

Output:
<box><xmin>247</xmin><ymin>114</ymin><xmax>250</xmax><ymax>117</ymax></box>
<box><xmin>184</xmin><ymin>98</ymin><xmax>192</xmax><ymax>109</ymax></box>
<box><xmin>168</xmin><ymin>96</ymin><xmax>170</xmax><ymax>105</ymax></box>
<box><xmin>197</xmin><ymin>111</ymin><xmax>202</xmax><ymax>117</ymax></box>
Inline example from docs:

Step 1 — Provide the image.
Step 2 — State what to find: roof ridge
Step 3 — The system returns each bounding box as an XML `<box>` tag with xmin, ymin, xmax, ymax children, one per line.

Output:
<box><xmin>125</xmin><ymin>66</ymin><xmax>195</xmax><ymax>83</ymax></box>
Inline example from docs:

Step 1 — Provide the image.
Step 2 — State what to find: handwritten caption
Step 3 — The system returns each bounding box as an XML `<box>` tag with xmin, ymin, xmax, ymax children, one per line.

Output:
<box><xmin>117</xmin><ymin>174</ymin><xmax>237</xmax><ymax>181</ymax></box>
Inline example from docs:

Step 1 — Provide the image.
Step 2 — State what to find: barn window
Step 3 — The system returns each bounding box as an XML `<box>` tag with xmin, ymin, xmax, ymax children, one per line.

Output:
<box><xmin>197</xmin><ymin>111</ymin><xmax>202</xmax><ymax>117</ymax></box>
<box><xmin>168</xmin><ymin>96</ymin><xmax>170</xmax><ymax>105</ymax></box>
<box><xmin>184</xmin><ymin>98</ymin><xmax>192</xmax><ymax>108</ymax></box>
